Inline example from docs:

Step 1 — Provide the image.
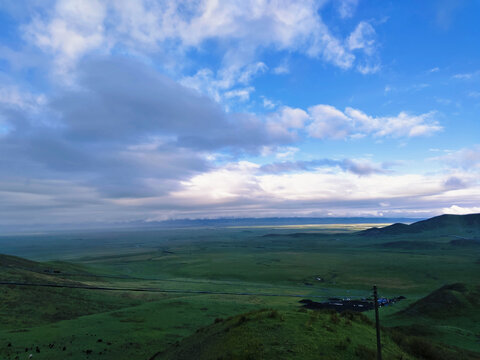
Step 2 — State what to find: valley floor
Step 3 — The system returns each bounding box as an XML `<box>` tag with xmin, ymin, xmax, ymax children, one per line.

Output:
<box><xmin>1</xmin><ymin>222</ymin><xmax>479</xmax><ymax>359</ymax></box>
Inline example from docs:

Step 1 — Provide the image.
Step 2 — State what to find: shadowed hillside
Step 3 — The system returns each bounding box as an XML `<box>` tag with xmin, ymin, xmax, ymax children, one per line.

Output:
<box><xmin>398</xmin><ymin>283</ymin><xmax>480</xmax><ymax>319</ymax></box>
<box><xmin>359</xmin><ymin>213</ymin><xmax>480</xmax><ymax>237</ymax></box>
<box><xmin>0</xmin><ymin>254</ymin><xmax>139</xmax><ymax>328</ymax></box>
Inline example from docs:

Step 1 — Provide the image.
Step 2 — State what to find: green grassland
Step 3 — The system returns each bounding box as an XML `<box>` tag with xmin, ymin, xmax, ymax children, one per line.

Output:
<box><xmin>1</xmin><ymin>215</ymin><xmax>479</xmax><ymax>359</ymax></box>
<box><xmin>159</xmin><ymin>309</ymin><xmax>416</xmax><ymax>360</ymax></box>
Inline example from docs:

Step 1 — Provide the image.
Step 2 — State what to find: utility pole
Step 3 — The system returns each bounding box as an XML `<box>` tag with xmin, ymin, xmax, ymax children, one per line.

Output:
<box><xmin>373</xmin><ymin>285</ymin><xmax>382</xmax><ymax>360</ymax></box>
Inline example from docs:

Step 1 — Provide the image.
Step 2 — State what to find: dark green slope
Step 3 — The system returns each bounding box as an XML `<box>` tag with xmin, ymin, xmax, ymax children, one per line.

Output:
<box><xmin>0</xmin><ymin>254</ymin><xmax>138</xmax><ymax>328</ymax></box>
<box><xmin>390</xmin><ymin>283</ymin><xmax>480</xmax><ymax>357</ymax></box>
<box><xmin>158</xmin><ymin>309</ymin><xmax>416</xmax><ymax>360</ymax></box>
<box><xmin>399</xmin><ymin>283</ymin><xmax>480</xmax><ymax>319</ymax></box>
<box><xmin>360</xmin><ymin>213</ymin><xmax>480</xmax><ymax>237</ymax></box>
<box><xmin>0</xmin><ymin>253</ymin><xmax>41</xmax><ymax>269</ymax></box>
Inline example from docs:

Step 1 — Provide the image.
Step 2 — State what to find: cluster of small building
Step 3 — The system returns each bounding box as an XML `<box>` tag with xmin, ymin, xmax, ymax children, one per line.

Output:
<box><xmin>299</xmin><ymin>295</ymin><xmax>405</xmax><ymax>313</ymax></box>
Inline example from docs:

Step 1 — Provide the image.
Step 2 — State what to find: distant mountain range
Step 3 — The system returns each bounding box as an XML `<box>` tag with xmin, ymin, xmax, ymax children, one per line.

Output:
<box><xmin>138</xmin><ymin>217</ymin><xmax>420</xmax><ymax>227</ymax></box>
<box><xmin>0</xmin><ymin>217</ymin><xmax>422</xmax><ymax>234</ymax></box>
<box><xmin>3</xmin><ymin>213</ymin><xmax>480</xmax><ymax>235</ymax></box>
<box><xmin>359</xmin><ymin>213</ymin><xmax>480</xmax><ymax>237</ymax></box>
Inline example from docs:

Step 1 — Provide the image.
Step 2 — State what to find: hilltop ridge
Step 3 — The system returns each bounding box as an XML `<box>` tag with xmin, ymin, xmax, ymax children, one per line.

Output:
<box><xmin>359</xmin><ymin>213</ymin><xmax>480</xmax><ymax>237</ymax></box>
<box><xmin>398</xmin><ymin>283</ymin><xmax>480</xmax><ymax>319</ymax></box>
<box><xmin>158</xmin><ymin>309</ymin><xmax>415</xmax><ymax>360</ymax></box>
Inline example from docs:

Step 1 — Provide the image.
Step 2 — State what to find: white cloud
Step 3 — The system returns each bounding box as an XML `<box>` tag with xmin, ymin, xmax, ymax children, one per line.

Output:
<box><xmin>238</xmin><ymin>62</ymin><xmax>268</xmax><ymax>84</ymax></box>
<box><xmin>261</xmin><ymin>96</ymin><xmax>276</xmax><ymax>109</ymax></box>
<box><xmin>166</xmin><ymin>0</ymin><xmax>369</xmax><ymax>73</ymax></box>
<box><xmin>23</xmin><ymin>0</ymin><xmax>379</xmax><ymax>85</ymax></box>
<box><xmin>24</xmin><ymin>0</ymin><xmax>106</xmax><ymax>75</ymax></box>
<box><xmin>308</xmin><ymin>104</ymin><xmax>352</xmax><ymax>139</ymax></box>
<box><xmin>436</xmin><ymin>145</ymin><xmax>480</xmax><ymax>170</ymax></box>
<box><xmin>347</xmin><ymin>107</ymin><xmax>441</xmax><ymax>138</ymax></box>
<box><xmin>336</xmin><ymin>0</ymin><xmax>359</xmax><ymax>19</ymax></box>
<box><xmin>224</xmin><ymin>87</ymin><xmax>254</xmax><ymax>102</ymax></box>
<box><xmin>166</xmin><ymin>160</ymin><xmax>480</xmax><ymax>218</ymax></box>
<box><xmin>346</xmin><ymin>22</ymin><xmax>380</xmax><ymax>74</ymax></box>
<box><xmin>108</xmin><ymin>0</ymin><xmax>172</xmax><ymax>48</ymax></box>
<box><xmin>436</xmin><ymin>98</ymin><xmax>452</xmax><ymax>105</ymax></box>
<box><xmin>357</xmin><ymin>62</ymin><xmax>380</xmax><ymax>74</ymax></box>
<box><xmin>267</xmin><ymin>106</ymin><xmax>310</xmax><ymax>138</ymax></box>
<box><xmin>442</xmin><ymin>205</ymin><xmax>480</xmax><ymax>215</ymax></box>
<box><xmin>261</xmin><ymin>104</ymin><xmax>442</xmax><ymax>141</ymax></box>
<box><xmin>0</xmin><ymin>85</ymin><xmax>48</xmax><ymax>136</ymax></box>
<box><xmin>307</xmin><ymin>105</ymin><xmax>441</xmax><ymax>139</ymax></box>
<box><xmin>0</xmin><ymin>86</ymin><xmax>46</xmax><ymax>110</ymax></box>
<box><xmin>308</xmin><ymin>26</ymin><xmax>355</xmax><ymax>69</ymax></box>
<box><xmin>0</xmin><ymin>53</ymin><xmax>446</xmax><ymax>227</ymax></box>
<box><xmin>259</xmin><ymin>158</ymin><xmax>390</xmax><ymax>176</ymax></box>
<box><xmin>347</xmin><ymin>22</ymin><xmax>376</xmax><ymax>55</ymax></box>
<box><xmin>273</xmin><ymin>58</ymin><xmax>290</xmax><ymax>74</ymax></box>
<box><xmin>173</xmin><ymin>161</ymin><xmax>263</xmax><ymax>203</ymax></box>
<box><xmin>275</xmin><ymin>147</ymin><xmax>299</xmax><ymax>159</ymax></box>
<box><xmin>276</xmin><ymin>107</ymin><xmax>310</xmax><ymax>129</ymax></box>
<box><xmin>2</xmin><ymin>1</ymin><xmax>477</xmax><ymax>227</ymax></box>
<box><xmin>180</xmin><ymin>68</ymin><xmax>222</xmax><ymax>102</ymax></box>
<box><xmin>181</xmin><ymin>63</ymin><xmax>266</xmax><ymax>104</ymax></box>
<box><xmin>273</xmin><ymin>64</ymin><xmax>289</xmax><ymax>74</ymax></box>
<box><xmin>452</xmin><ymin>70</ymin><xmax>480</xmax><ymax>80</ymax></box>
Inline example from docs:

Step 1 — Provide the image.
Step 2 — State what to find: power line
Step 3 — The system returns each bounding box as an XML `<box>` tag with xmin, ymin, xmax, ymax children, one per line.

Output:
<box><xmin>0</xmin><ymin>281</ymin><xmax>370</xmax><ymax>299</ymax></box>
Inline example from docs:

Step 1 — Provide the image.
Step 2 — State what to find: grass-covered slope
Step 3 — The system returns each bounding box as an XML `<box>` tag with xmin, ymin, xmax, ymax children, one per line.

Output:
<box><xmin>158</xmin><ymin>309</ymin><xmax>416</xmax><ymax>360</ymax></box>
<box><xmin>0</xmin><ymin>253</ymin><xmax>42</xmax><ymax>269</ymax></box>
<box><xmin>0</xmin><ymin>254</ymin><xmax>139</xmax><ymax>328</ymax></box>
<box><xmin>399</xmin><ymin>283</ymin><xmax>480</xmax><ymax>319</ymax></box>
<box><xmin>360</xmin><ymin>213</ymin><xmax>480</xmax><ymax>237</ymax></box>
<box><xmin>388</xmin><ymin>283</ymin><xmax>480</xmax><ymax>356</ymax></box>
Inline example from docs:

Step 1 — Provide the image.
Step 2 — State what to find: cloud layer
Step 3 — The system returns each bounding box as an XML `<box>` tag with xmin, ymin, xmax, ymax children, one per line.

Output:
<box><xmin>0</xmin><ymin>53</ymin><xmax>465</xmax><ymax>226</ymax></box>
<box><xmin>0</xmin><ymin>0</ymin><xmax>478</xmax><ymax>228</ymax></box>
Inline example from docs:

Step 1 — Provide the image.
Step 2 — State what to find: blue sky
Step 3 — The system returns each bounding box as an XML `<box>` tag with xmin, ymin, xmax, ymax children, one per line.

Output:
<box><xmin>0</xmin><ymin>0</ymin><xmax>479</xmax><ymax>226</ymax></box>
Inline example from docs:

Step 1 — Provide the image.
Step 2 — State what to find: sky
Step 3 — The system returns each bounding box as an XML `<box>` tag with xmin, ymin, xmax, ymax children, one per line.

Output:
<box><xmin>0</xmin><ymin>0</ymin><xmax>480</xmax><ymax>227</ymax></box>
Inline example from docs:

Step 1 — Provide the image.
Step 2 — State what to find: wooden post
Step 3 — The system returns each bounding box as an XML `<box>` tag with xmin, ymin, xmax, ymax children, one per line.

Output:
<box><xmin>373</xmin><ymin>285</ymin><xmax>382</xmax><ymax>360</ymax></box>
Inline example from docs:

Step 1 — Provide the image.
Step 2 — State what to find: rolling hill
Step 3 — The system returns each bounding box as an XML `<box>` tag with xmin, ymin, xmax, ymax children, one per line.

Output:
<box><xmin>0</xmin><ymin>254</ymin><xmax>139</xmax><ymax>328</ymax></box>
<box><xmin>359</xmin><ymin>213</ymin><xmax>480</xmax><ymax>237</ymax></box>
<box><xmin>398</xmin><ymin>283</ymin><xmax>480</xmax><ymax>319</ymax></box>
<box><xmin>158</xmin><ymin>308</ymin><xmax>416</xmax><ymax>360</ymax></box>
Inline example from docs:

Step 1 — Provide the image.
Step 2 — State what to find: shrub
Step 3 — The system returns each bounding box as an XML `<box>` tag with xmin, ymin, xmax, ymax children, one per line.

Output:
<box><xmin>405</xmin><ymin>338</ymin><xmax>453</xmax><ymax>360</ymax></box>
<box><xmin>335</xmin><ymin>340</ymin><xmax>348</xmax><ymax>350</ymax></box>
<box><xmin>322</xmin><ymin>324</ymin><xmax>334</xmax><ymax>332</ymax></box>
<box><xmin>305</xmin><ymin>320</ymin><xmax>314</xmax><ymax>331</ymax></box>
<box><xmin>269</xmin><ymin>310</ymin><xmax>279</xmax><ymax>318</ymax></box>
<box><xmin>237</xmin><ymin>315</ymin><xmax>247</xmax><ymax>325</ymax></box>
<box><xmin>340</xmin><ymin>310</ymin><xmax>356</xmax><ymax>320</ymax></box>
<box><xmin>268</xmin><ymin>310</ymin><xmax>285</xmax><ymax>321</ymax></box>
<box><xmin>388</xmin><ymin>328</ymin><xmax>457</xmax><ymax>360</ymax></box>
<box><xmin>354</xmin><ymin>344</ymin><xmax>376</xmax><ymax>360</ymax></box>
<box><xmin>330</xmin><ymin>312</ymin><xmax>340</xmax><ymax>324</ymax></box>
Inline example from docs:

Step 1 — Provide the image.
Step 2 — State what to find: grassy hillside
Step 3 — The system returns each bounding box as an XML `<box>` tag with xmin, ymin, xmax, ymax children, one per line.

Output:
<box><xmin>0</xmin><ymin>254</ymin><xmax>140</xmax><ymax>328</ymax></box>
<box><xmin>360</xmin><ymin>213</ymin><xmax>480</xmax><ymax>237</ymax></box>
<box><xmin>159</xmin><ymin>309</ymin><xmax>416</xmax><ymax>360</ymax></box>
<box><xmin>400</xmin><ymin>283</ymin><xmax>480</xmax><ymax>319</ymax></box>
<box><xmin>1</xmin><ymin>218</ymin><xmax>479</xmax><ymax>359</ymax></box>
<box><xmin>386</xmin><ymin>283</ymin><xmax>480</xmax><ymax>355</ymax></box>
